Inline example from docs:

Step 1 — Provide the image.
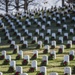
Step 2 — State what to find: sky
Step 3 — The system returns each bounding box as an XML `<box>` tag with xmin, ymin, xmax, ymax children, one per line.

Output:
<box><xmin>29</xmin><ymin>0</ymin><xmax>62</xmax><ymax>9</ymax></box>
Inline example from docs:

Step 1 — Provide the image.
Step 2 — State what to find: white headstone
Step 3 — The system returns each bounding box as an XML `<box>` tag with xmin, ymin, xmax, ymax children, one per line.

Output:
<box><xmin>35</xmin><ymin>29</ymin><xmax>39</xmax><ymax>35</ymax></box>
<box><xmin>44</xmin><ymin>13</ymin><xmax>47</xmax><ymax>17</ymax></box>
<box><xmin>58</xmin><ymin>29</ymin><xmax>62</xmax><ymax>35</ymax></box>
<box><xmin>18</xmin><ymin>50</ymin><xmax>23</xmax><ymax>59</ymax></box>
<box><xmin>14</xmin><ymin>45</ymin><xmax>19</xmax><ymax>53</ymax></box>
<box><xmin>43</xmin><ymin>18</ymin><xmax>46</xmax><ymax>22</ymax></box>
<box><xmin>62</xmin><ymin>17</ymin><xmax>66</xmax><ymax>22</ymax></box>
<box><xmin>10</xmin><ymin>61</ymin><xmax>16</xmax><ymax>70</ymax></box>
<box><xmin>67</xmin><ymin>40</ymin><xmax>72</xmax><ymax>48</ymax></box>
<box><xmin>28</xmin><ymin>33</ymin><xmax>32</xmax><ymax>38</ymax></box>
<box><xmin>19</xmin><ymin>22</ymin><xmax>22</xmax><ymax>26</ymax></box>
<box><xmin>67</xmin><ymin>14</ymin><xmax>70</xmax><ymax>18</ymax></box>
<box><xmin>40</xmin><ymin>66</ymin><xmax>46</xmax><ymax>75</ymax></box>
<box><xmin>33</xmin><ymin>50</ymin><xmax>38</xmax><ymax>58</ymax></box>
<box><xmin>44</xmin><ymin>45</ymin><xmax>50</xmax><ymax>51</ymax></box>
<box><xmin>16</xmin><ymin>66</ymin><xmax>23</xmax><ymax>74</ymax></box>
<box><xmin>8</xmin><ymin>37</ymin><xmax>12</xmax><ymax>41</ymax></box>
<box><xmin>12</xmin><ymin>26</ymin><xmax>15</xmax><ymax>30</ymax></box>
<box><xmin>33</xmin><ymin>37</ymin><xmax>37</xmax><ymax>43</ymax></box>
<box><xmin>72</xmin><ymin>17</ymin><xmax>75</xmax><ymax>21</ymax></box>
<box><xmin>3</xmin><ymin>26</ymin><xmax>6</xmax><ymax>30</ymax></box>
<box><xmin>31</xmin><ymin>60</ymin><xmax>37</xmax><ymax>70</ymax></box>
<box><xmin>45</xmin><ymin>37</ymin><xmax>49</xmax><ymax>43</ymax></box>
<box><xmin>42</xmin><ymin>55</ymin><xmax>48</xmax><ymax>65</ymax></box>
<box><xmin>15</xmin><ymin>29</ymin><xmax>18</xmax><ymax>33</ymax></box>
<box><xmin>47</xmin><ymin>29</ymin><xmax>51</xmax><ymax>35</ymax></box>
<box><xmin>40</xmin><ymin>33</ymin><xmax>44</xmax><ymax>38</ymax></box>
<box><xmin>38</xmin><ymin>22</ymin><xmax>41</xmax><ymax>27</ymax></box>
<box><xmin>34</xmin><ymin>19</ymin><xmax>37</xmax><ymax>23</ymax></box>
<box><xmin>24</xmin><ymin>29</ymin><xmax>28</xmax><ymax>34</ymax></box>
<box><xmin>69</xmin><ymin>50</ymin><xmax>74</xmax><ymax>56</ymax></box>
<box><xmin>64</xmin><ymin>33</ymin><xmax>68</xmax><ymax>39</ymax></box>
<box><xmin>11</xmin><ymin>41</ymin><xmax>15</xmax><ymax>45</ymax></box>
<box><xmin>50</xmin><ymin>51</ymin><xmax>56</xmax><ymax>59</ymax></box>
<box><xmin>64</xmin><ymin>67</ymin><xmax>71</xmax><ymax>75</ymax></box>
<box><xmin>53</xmin><ymin>17</ymin><xmax>56</xmax><ymax>22</ymax></box>
<box><xmin>26</xmin><ymin>19</ymin><xmax>29</xmax><ymax>22</ymax></box>
<box><xmin>0</xmin><ymin>72</ymin><xmax>3</xmax><ymax>75</ymax></box>
<box><xmin>2</xmin><ymin>50</ymin><xmax>6</xmax><ymax>59</ymax></box>
<box><xmin>60</xmin><ymin>45</ymin><xmax>64</xmax><ymax>52</ymax></box>
<box><xmin>64</xmin><ymin>55</ymin><xmax>69</xmax><ymax>63</ymax></box>
<box><xmin>42</xmin><ymin>25</ymin><xmax>45</xmax><ymax>30</ymax></box>
<box><xmin>47</xmin><ymin>21</ymin><xmax>51</xmax><ymax>26</ymax></box>
<box><xmin>22</xmin><ymin>26</ymin><xmax>26</xmax><ymax>30</ymax></box>
<box><xmin>24</xmin><ymin>55</ymin><xmax>30</xmax><ymax>63</ymax></box>
<box><xmin>38</xmin><ymin>41</ymin><xmax>42</xmax><ymax>48</ymax></box>
<box><xmin>20</xmin><ymin>37</ymin><xmax>24</xmax><ymax>42</ymax></box>
<box><xmin>73</xmin><ymin>36</ymin><xmax>75</xmax><ymax>41</ymax></box>
<box><xmin>63</xmin><ymin>24</ymin><xmax>67</xmax><ymax>30</ymax></box>
<box><xmin>16</xmin><ymin>19</ymin><xmax>20</xmax><ymax>23</ymax></box>
<box><xmin>51</xmin><ymin>41</ymin><xmax>56</xmax><ymax>48</ymax></box>
<box><xmin>70</xmin><ymin>29</ymin><xmax>74</xmax><ymax>34</ymax></box>
<box><xmin>56</xmin><ymin>14</ymin><xmax>60</xmax><ymax>19</ymax></box>
<box><xmin>23</xmin><ymin>41</ymin><xmax>28</xmax><ymax>48</ymax></box>
<box><xmin>6</xmin><ymin>33</ymin><xmax>10</xmax><ymax>37</ymax></box>
<box><xmin>59</xmin><ymin>37</ymin><xmax>63</xmax><ymax>43</ymax></box>
<box><xmin>6</xmin><ymin>55</ymin><xmax>11</xmax><ymax>61</ymax></box>
<box><xmin>17</xmin><ymin>33</ymin><xmax>21</xmax><ymax>37</ymax></box>
<box><xmin>5</xmin><ymin>30</ymin><xmax>9</xmax><ymax>33</ymax></box>
<box><xmin>28</xmin><ymin>22</ymin><xmax>31</xmax><ymax>26</ymax></box>
<box><xmin>52</xmin><ymin>33</ymin><xmax>56</xmax><ymax>39</ymax></box>
<box><xmin>57</xmin><ymin>21</ymin><xmax>61</xmax><ymax>25</ymax></box>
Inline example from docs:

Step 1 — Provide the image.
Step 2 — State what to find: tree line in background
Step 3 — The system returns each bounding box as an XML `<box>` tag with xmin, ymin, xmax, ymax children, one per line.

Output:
<box><xmin>0</xmin><ymin>0</ymin><xmax>74</xmax><ymax>14</ymax></box>
<box><xmin>0</xmin><ymin>0</ymin><xmax>34</xmax><ymax>14</ymax></box>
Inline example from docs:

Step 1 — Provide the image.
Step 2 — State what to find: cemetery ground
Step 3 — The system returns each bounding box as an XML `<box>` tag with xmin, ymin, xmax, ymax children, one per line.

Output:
<box><xmin>0</xmin><ymin>5</ymin><xmax>75</xmax><ymax>75</ymax></box>
<box><xmin>1</xmin><ymin>45</ymin><xmax>75</xmax><ymax>75</ymax></box>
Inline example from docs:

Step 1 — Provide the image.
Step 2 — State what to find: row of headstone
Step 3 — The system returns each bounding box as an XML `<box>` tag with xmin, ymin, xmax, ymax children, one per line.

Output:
<box><xmin>2</xmin><ymin>16</ymin><xmax>75</xmax><ymax>37</ymax></box>
<box><xmin>0</xmin><ymin>66</ymin><xmax>72</xmax><ymax>75</ymax></box>
<box><xmin>1</xmin><ymin>48</ymin><xmax>74</xmax><ymax>64</ymax></box>
<box><xmin>2</xmin><ymin>20</ymin><xmax>75</xmax><ymax>48</ymax></box>
<box><xmin>6</xmin><ymin>31</ymin><xmax>75</xmax><ymax>44</ymax></box>
<box><xmin>19</xmin><ymin>3</ymin><xmax>73</xmax><ymax>16</ymax></box>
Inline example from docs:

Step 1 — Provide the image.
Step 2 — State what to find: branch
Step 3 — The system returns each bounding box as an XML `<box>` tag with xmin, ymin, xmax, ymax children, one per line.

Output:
<box><xmin>9</xmin><ymin>4</ymin><xmax>15</xmax><ymax>7</ymax></box>
<box><xmin>9</xmin><ymin>8</ymin><xmax>15</xmax><ymax>11</ymax></box>
<box><xmin>28</xmin><ymin>0</ymin><xmax>34</xmax><ymax>3</ymax></box>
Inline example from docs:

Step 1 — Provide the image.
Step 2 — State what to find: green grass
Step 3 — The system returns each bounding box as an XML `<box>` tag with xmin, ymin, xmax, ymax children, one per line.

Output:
<box><xmin>0</xmin><ymin>6</ymin><xmax>75</xmax><ymax>75</ymax></box>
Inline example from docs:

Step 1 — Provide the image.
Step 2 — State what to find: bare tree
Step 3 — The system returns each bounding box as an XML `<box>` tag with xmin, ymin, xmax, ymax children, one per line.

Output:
<box><xmin>0</xmin><ymin>0</ymin><xmax>13</xmax><ymax>13</ymax></box>
<box><xmin>10</xmin><ymin>0</ymin><xmax>35</xmax><ymax>13</ymax></box>
<box><xmin>15</xmin><ymin>0</ymin><xmax>19</xmax><ymax>11</ymax></box>
<box><xmin>23</xmin><ymin>0</ymin><xmax>34</xmax><ymax>12</ymax></box>
<box><xmin>23</xmin><ymin>0</ymin><xmax>47</xmax><ymax>12</ymax></box>
<box><xmin>10</xmin><ymin>0</ymin><xmax>23</xmax><ymax>12</ymax></box>
<box><xmin>0</xmin><ymin>0</ymin><xmax>67</xmax><ymax>14</ymax></box>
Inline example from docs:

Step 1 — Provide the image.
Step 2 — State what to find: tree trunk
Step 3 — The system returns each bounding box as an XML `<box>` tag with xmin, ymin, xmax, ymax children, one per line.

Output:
<box><xmin>62</xmin><ymin>0</ymin><xmax>64</xmax><ymax>7</ymax></box>
<box><xmin>24</xmin><ymin>0</ymin><xmax>28</xmax><ymax>12</ymax></box>
<box><xmin>6</xmin><ymin>0</ymin><xmax>9</xmax><ymax>13</ymax></box>
<box><xmin>15</xmin><ymin>0</ymin><xmax>19</xmax><ymax>12</ymax></box>
<box><xmin>16</xmin><ymin>3</ymin><xmax>19</xmax><ymax>11</ymax></box>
